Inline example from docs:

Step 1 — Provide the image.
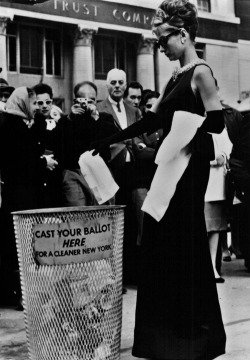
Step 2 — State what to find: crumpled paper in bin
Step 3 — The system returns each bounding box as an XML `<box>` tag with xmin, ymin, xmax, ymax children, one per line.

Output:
<box><xmin>27</xmin><ymin>261</ymin><xmax>117</xmax><ymax>360</ymax></box>
<box><xmin>69</xmin><ymin>260</ymin><xmax>115</xmax><ymax>308</ymax></box>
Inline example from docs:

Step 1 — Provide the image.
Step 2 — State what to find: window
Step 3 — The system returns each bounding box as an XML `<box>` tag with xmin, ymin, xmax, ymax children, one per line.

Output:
<box><xmin>6</xmin><ymin>23</ymin><xmax>62</xmax><ymax>76</ymax></box>
<box><xmin>197</xmin><ymin>0</ymin><xmax>210</xmax><ymax>12</ymax></box>
<box><xmin>94</xmin><ymin>35</ymin><xmax>126</xmax><ymax>80</ymax></box>
<box><xmin>7</xmin><ymin>23</ymin><xmax>17</xmax><ymax>72</ymax></box>
<box><xmin>45</xmin><ymin>28</ymin><xmax>61</xmax><ymax>76</ymax></box>
<box><xmin>20</xmin><ymin>26</ymin><xmax>43</xmax><ymax>74</ymax></box>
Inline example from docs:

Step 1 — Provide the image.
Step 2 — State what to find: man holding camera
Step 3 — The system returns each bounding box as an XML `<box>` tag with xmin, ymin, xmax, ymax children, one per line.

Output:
<box><xmin>54</xmin><ymin>81</ymin><xmax>119</xmax><ymax>206</ymax></box>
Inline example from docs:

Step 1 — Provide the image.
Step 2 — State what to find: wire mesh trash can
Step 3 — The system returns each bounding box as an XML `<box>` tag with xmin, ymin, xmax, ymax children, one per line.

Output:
<box><xmin>12</xmin><ymin>205</ymin><xmax>125</xmax><ymax>360</ymax></box>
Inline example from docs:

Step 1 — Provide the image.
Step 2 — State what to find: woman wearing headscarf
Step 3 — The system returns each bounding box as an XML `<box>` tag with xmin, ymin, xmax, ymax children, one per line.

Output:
<box><xmin>0</xmin><ymin>87</ymin><xmax>58</xmax><ymax>307</ymax></box>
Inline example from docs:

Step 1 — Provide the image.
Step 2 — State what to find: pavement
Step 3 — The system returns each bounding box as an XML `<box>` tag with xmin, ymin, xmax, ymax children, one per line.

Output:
<box><xmin>1</xmin><ymin>255</ymin><xmax>250</xmax><ymax>360</ymax></box>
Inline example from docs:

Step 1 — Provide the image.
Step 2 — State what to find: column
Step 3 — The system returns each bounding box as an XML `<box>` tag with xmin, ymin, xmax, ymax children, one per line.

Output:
<box><xmin>73</xmin><ymin>25</ymin><xmax>97</xmax><ymax>86</ymax></box>
<box><xmin>136</xmin><ymin>34</ymin><xmax>156</xmax><ymax>90</ymax></box>
<box><xmin>0</xmin><ymin>17</ymin><xmax>9</xmax><ymax>79</ymax></box>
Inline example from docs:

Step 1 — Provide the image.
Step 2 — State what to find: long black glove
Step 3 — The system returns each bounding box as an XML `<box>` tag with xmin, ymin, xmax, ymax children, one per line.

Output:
<box><xmin>91</xmin><ymin>111</ymin><xmax>162</xmax><ymax>157</ymax></box>
<box><xmin>200</xmin><ymin>110</ymin><xmax>225</xmax><ymax>133</ymax></box>
<box><xmin>188</xmin><ymin>110</ymin><xmax>224</xmax><ymax>161</ymax></box>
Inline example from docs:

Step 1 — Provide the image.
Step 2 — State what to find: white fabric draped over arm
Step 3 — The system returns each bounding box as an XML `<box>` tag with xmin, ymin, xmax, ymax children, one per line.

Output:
<box><xmin>142</xmin><ymin>111</ymin><xmax>206</xmax><ymax>222</ymax></box>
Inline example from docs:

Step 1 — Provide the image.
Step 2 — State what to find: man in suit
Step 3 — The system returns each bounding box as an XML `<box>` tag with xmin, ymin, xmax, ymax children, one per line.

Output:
<box><xmin>0</xmin><ymin>78</ymin><xmax>15</xmax><ymax>108</ymax></box>
<box><xmin>97</xmin><ymin>69</ymin><xmax>143</xmax><ymax>287</ymax></box>
<box><xmin>97</xmin><ymin>69</ymin><xmax>142</xmax><ymax>200</ymax></box>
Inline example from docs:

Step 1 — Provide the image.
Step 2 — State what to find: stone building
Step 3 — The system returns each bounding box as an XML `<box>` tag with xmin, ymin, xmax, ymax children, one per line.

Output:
<box><xmin>0</xmin><ymin>0</ymin><xmax>249</xmax><ymax>111</ymax></box>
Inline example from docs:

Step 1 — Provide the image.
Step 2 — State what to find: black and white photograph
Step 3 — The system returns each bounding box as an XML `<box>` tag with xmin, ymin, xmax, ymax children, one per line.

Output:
<box><xmin>0</xmin><ymin>0</ymin><xmax>250</xmax><ymax>359</ymax></box>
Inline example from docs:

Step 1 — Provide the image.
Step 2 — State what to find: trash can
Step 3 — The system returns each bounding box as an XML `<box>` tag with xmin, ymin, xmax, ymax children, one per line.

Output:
<box><xmin>12</xmin><ymin>205</ymin><xmax>125</xmax><ymax>360</ymax></box>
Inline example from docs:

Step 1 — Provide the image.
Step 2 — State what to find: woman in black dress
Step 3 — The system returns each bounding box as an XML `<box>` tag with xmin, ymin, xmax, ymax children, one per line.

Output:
<box><xmin>93</xmin><ymin>1</ymin><xmax>226</xmax><ymax>359</ymax></box>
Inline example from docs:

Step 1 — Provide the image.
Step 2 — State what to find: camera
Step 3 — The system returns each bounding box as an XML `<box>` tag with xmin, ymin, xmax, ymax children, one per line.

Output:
<box><xmin>74</xmin><ymin>97</ymin><xmax>89</xmax><ymax>111</ymax></box>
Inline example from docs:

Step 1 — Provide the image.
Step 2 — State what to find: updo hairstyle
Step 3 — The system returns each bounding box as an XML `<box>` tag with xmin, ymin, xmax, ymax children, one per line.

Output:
<box><xmin>153</xmin><ymin>0</ymin><xmax>198</xmax><ymax>41</ymax></box>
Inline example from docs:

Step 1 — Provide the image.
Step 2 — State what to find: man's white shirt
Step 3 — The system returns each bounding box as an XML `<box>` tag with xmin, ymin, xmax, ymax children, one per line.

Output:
<box><xmin>109</xmin><ymin>96</ymin><xmax>131</xmax><ymax>161</ymax></box>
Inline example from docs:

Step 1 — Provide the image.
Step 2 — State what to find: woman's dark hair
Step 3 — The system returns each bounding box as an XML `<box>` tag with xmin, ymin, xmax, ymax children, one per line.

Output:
<box><xmin>144</xmin><ymin>90</ymin><xmax>160</xmax><ymax>104</ymax></box>
<box><xmin>124</xmin><ymin>81</ymin><xmax>143</xmax><ymax>98</ymax></box>
<box><xmin>154</xmin><ymin>0</ymin><xmax>198</xmax><ymax>41</ymax></box>
<box><xmin>33</xmin><ymin>83</ymin><xmax>53</xmax><ymax>99</ymax></box>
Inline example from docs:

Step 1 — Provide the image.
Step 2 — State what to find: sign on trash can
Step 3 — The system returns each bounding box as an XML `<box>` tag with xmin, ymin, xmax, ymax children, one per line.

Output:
<box><xmin>12</xmin><ymin>205</ymin><xmax>125</xmax><ymax>360</ymax></box>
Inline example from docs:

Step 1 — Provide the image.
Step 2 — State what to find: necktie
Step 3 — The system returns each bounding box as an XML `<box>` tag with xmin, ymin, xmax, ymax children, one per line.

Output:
<box><xmin>117</xmin><ymin>102</ymin><xmax>121</xmax><ymax>112</ymax></box>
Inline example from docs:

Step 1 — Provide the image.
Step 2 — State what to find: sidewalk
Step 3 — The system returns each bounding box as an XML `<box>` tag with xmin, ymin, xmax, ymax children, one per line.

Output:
<box><xmin>120</xmin><ymin>256</ymin><xmax>250</xmax><ymax>360</ymax></box>
<box><xmin>1</xmin><ymin>256</ymin><xmax>250</xmax><ymax>360</ymax></box>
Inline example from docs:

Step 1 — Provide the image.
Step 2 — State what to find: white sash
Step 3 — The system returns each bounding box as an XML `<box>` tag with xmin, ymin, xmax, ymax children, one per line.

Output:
<box><xmin>142</xmin><ymin>111</ymin><xmax>206</xmax><ymax>221</ymax></box>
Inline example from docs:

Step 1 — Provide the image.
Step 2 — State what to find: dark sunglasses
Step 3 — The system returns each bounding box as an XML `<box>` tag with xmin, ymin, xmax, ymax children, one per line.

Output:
<box><xmin>156</xmin><ymin>29</ymin><xmax>181</xmax><ymax>49</ymax></box>
<box><xmin>37</xmin><ymin>99</ymin><xmax>53</xmax><ymax>106</ymax></box>
<box><xmin>145</xmin><ymin>104</ymin><xmax>153</xmax><ymax>109</ymax></box>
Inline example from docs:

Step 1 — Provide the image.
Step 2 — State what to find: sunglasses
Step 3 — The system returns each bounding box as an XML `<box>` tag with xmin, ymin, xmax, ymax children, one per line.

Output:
<box><xmin>145</xmin><ymin>104</ymin><xmax>153</xmax><ymax>109</ymax></box>
<box><xmin>156</xmin><ymin>29</ymin><xmax>181</xmax><ymax>49</ymax></box>
<box><xmin>37</xmin><ymin>99</ymin><xmax>53</xmax><ymax>106</ymax></box>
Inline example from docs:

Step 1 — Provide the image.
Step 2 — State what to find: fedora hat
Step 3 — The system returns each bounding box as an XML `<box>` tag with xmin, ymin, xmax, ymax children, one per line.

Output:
<box><xmin>0</xmin><ymin>78</ymin><xmax>15</xmax><ymax>93</ymax></box>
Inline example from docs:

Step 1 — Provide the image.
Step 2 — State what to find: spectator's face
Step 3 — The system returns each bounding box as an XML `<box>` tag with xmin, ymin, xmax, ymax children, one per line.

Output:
<box><xmin>0</xmin><ymin>90</ymin><xmax>11</xmax><ymax>103</ymax></box>
<box><xmin>76</xmin><ymin>85</ymin><xmax>97</xmax><ymax>105</ymax></box>
<box><xmin>36</xmin><ymin>93</ymin><xmax>53</xmax><ymax>118</ymax></box>
<box><xmin>125</xmin><ymin>88</ymin><xmax>142</xmax><ymax>108</ymax></box>
<box><xmin>107</xmin><ymin>76</ymin><xmax>126</xmax><ymax>102</ymax></box>
<box><xmin>144</xmin><ymin>97</ymin><xmax>158</xmax><ymax>113</ymax></box>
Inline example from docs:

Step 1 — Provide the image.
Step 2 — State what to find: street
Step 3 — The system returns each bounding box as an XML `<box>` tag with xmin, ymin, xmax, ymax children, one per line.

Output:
<box><xmin>0</xmin><ymin>255</ymin><xmax>250</xmax><ymax>360</ymax></box>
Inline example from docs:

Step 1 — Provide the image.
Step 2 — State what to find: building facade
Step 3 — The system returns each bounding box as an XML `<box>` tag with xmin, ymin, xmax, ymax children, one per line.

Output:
<box><xmin>0</xmin><ymin>0</ymin><xmax>249</xmax><ymax>111</ymax></box>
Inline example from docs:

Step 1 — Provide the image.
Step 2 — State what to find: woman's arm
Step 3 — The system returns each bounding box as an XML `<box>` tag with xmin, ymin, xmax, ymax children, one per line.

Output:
<box><xmin>92</xmin><ymin>112</ymin><xmax>162</xmax><ymax>156</ymax></box>
<box><xmin>193</xmin><ymin>65</ymin><xmax>221</xmax><ymax>112</ymax></box>
<box><xmin>193</xmin><ymin>65</ymin><xmax>224</xmax><ymax>134</ymax></box>
<box><xmin>188</xmin><ymin>65</ymin><xmax>224</xmax><ymax>160</ymax></box>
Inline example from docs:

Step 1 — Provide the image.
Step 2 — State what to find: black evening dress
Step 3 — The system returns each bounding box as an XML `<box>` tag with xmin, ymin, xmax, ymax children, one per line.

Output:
<box><xmin>132</xmin><ymin>65</ymin><xmax>226</xmax><ymax>360</ymax></box>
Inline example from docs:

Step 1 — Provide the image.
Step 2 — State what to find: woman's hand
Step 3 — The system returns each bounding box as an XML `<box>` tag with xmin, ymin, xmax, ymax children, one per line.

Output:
<box><xmin>44</xmin><ymin>154</ymin><xmax>58</xmax><ymax>171</ymax></box>
<box><xmin>91</xmin><ymin>138</ymin><xmax>111</xmax><ymax>158</ymax></box>
<box><xmin>216</xmin><ymin>154</ymin><xmax>226</xmax><ymax>167</ymax></box>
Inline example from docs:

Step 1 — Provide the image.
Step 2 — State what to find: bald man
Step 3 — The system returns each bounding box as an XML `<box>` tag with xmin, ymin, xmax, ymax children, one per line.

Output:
<box><xmin>97</xmin><ymin>69</ymin><xmax>142</xmax><ymax>192</ymax></box>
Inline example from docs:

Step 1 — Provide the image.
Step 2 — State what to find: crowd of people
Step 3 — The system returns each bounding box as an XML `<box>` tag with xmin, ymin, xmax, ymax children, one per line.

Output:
<box><xmin>0</xmin><ymin>0</ymin><xmax>250</xmax><ymax>359</ymax></box>
<box><xmin>0</xmin><ymin>69</ymin><xmax>164</xmax><ymax>306</ymax></box>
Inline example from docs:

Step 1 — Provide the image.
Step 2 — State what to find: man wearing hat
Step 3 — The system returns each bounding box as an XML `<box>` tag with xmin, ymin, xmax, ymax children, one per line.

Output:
<box><xmin>0</xmin><ymin>78</ymin><xmax>15</xmax><ymax>110</ymax></box>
